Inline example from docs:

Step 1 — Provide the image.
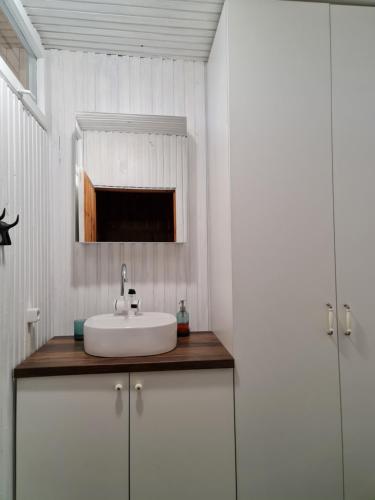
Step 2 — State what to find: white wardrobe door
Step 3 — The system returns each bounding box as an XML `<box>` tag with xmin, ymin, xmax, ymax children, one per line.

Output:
<box><xmin>331</xmin><ymin>6</ymin><xmax>375</xmax><ymax>500</ymax></box>
<box><xmin>229</xmin><ymin>1</ymin><xmax>342</xmax><ymax>499</ymax></box>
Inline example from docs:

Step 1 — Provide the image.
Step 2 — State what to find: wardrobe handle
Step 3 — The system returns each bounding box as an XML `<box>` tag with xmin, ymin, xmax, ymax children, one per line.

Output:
<box><xmin>344</xmin><ymin>304</ymin><xmax>352</xmax><ymax>336</ymax></box>
<box><xmin>326</xmin><ymin>304</ymin><xmax>334</xmax><ymax>336</ymax></box>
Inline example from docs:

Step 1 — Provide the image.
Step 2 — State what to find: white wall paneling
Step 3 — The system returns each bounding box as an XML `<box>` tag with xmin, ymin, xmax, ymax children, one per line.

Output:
<box><xmin>207</xmin><ymin>2</ymin><xmax>233</xmax><ymax>353</ymax></box>
<box><xmin>0</xmin><ymin>72</ymin><xmax>51</xmax><ymax>500</ymax></box>
<box><xmin>46</xmin><ymin>50</ymin><xmax>208</xmax><ymax>335</ymax></box>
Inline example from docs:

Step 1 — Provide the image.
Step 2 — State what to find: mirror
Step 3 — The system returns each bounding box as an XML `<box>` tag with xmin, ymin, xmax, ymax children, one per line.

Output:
<box><xmin>74</xmin><ymin>112</ymin><xmax>188</xmax><ymax>243</ymax></box>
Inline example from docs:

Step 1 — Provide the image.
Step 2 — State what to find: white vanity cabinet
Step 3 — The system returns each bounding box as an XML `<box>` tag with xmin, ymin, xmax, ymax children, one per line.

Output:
<box><xmin>16</xmin><ymin>369</ymin><xmax>235</xmax><ymax>500</ymax></box>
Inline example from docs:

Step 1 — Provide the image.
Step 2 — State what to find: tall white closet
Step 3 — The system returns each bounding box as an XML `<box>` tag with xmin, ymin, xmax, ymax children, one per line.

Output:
<box><xmin>207</xmin><ymin>1</ymin><xmax>375</xmax><ymax>499</ymax></box>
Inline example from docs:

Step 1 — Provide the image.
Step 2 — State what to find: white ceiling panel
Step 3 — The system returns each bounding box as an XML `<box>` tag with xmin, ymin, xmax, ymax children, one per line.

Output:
<box><xmin>21</xmin><ymin>0</ymin><xmax>225</xmax><ymax>61</ymax></box>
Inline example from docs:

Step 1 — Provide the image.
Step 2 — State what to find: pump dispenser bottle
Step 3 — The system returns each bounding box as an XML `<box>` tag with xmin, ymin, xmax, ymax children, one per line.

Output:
<box><xmin>176</xmin><ymin>299</ymin><xmax>190</xmax><ymax>337</ymax></box>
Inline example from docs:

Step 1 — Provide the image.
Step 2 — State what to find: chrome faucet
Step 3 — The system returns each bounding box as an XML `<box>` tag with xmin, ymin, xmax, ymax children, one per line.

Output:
<box><xmin>120</xmin><ymin>263</ymin><xmax>128</xmax><ymax>296</ymax></box>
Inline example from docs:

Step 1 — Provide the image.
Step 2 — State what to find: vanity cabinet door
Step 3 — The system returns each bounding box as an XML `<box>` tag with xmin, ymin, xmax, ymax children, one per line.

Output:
<box><xmin>16</xmin><ymin>374</ymin><xmax>129</xmax><ymax>500</ymax></box>
<box><xmin>129</xmin><ymin>369</ymin><xmax>236</xmax><ymax>500</ymax></box>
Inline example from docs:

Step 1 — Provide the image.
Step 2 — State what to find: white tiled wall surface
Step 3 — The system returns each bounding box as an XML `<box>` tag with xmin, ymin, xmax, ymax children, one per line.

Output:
<box><xmin>0</xmin><ymin>74</ymin><xmax>51</xmax><ymax>500</ymax></box>
<box><xmin>46</xmin><ymin>50</ymin><xmax>209</xmax><ymax>334</ymax></box>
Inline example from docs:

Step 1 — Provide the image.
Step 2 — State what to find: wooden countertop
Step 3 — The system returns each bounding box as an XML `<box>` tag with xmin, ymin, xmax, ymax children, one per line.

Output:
<box><xmin>14</xmin><ymin>332</ymin><xmax>234</xmax><ymax>378</ymax></box>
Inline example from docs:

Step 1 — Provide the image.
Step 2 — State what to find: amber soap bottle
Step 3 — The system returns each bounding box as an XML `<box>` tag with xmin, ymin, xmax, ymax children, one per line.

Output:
<box><xmin>176</xmin><ymin>299</ymin><xmax>190</xmax><ymax>337</ymax></box>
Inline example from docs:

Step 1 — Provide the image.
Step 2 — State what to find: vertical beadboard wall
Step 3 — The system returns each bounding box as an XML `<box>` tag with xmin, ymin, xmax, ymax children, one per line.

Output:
<box><xmin>207</xmin><ymin>3</ymin><xmax>233</xmax><ymax>354</ymax></box>
<box><xmin>0</xmin><ymin>75</ymin><xmax>51</xmax><ymax>500</ymax></box>
<box><xmin>46</xmin><ymin>50</ymin><xmax>208</xmax><ymax>334</ymax></box>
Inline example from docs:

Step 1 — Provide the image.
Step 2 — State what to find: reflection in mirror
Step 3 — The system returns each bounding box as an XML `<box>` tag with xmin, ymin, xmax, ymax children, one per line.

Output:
<box><xmin>74</xmin><ymin>113</ymin><xmax>188</xmax><ymax>243</ymax></box>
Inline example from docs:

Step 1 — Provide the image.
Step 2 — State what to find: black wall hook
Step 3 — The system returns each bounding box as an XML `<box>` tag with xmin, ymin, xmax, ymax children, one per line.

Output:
<box><xmin>0</xmin><ymin>209</ymin><xmax>20</xmax><ymax>245</ymax></box>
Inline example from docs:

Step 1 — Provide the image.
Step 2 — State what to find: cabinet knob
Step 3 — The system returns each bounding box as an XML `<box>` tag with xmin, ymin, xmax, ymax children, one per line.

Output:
<box><xmin>135</xmin><ymin>383</ymin><xmax>143</xmax><ymax>391</ymax></box>
<box><xmin>114</xmin><ymin>383</ymin><xmax>123</xmax><ymax>391</ymax></box>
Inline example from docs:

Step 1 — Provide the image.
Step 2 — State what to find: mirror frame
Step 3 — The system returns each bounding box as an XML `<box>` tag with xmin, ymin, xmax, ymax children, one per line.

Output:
<box><xmin>73</xmin><ymin>112</ymin><xmax>188</xmax><ymax>244</ymax></box>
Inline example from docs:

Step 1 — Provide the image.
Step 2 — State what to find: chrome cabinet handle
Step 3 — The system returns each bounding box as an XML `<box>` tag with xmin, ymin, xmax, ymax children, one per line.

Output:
<box><xmin>344</xmin><ymin>304</ymin><xmax>352</xmax><ymax>336</ymax></box>
<box><xmin>135</xmin><ymin>383</ymin><xmax>143</xmax><ymax>391</ymax></box>
<box><xmin>326</xmin><ymin>304</ymin><xmax>334</xmax><ymax>336</ymax></box>
<box><xmin>114</xmin><ymin>383</ymin><xmax>123</xmax><ymax>391</ymax></box>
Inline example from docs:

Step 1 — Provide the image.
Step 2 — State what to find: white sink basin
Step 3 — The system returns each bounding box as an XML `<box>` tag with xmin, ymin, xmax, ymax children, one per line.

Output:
<box><xmin>84</xmin><ymin>312</ymin><xmax>177</xmax><ymax>357</ymax></box>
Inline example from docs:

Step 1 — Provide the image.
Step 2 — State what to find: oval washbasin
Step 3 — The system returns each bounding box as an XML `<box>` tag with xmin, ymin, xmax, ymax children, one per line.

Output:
<box><xmin>84</xmin><ymin>312</ymin><xmax>177</xmax><ymax>357</ymax></box>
